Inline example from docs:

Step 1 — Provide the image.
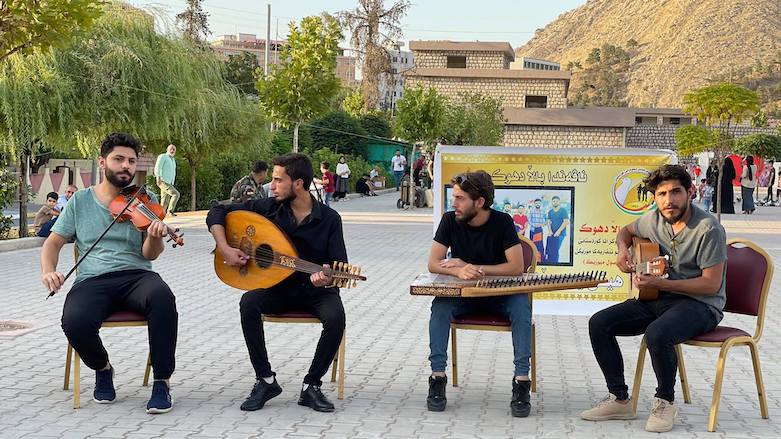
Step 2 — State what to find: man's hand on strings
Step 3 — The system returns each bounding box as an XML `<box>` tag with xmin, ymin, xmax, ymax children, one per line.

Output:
<box><xmin>42</xmin><ymin>271</ymin><xmax>65</xmax><ymax>294</ymax></box>
<box><xmin>147</xmin><ymin>219</ymin><xmax>167</xmax><ymax>239</ymax></box>
<box><xmin>221</xmin><ymin>246</ymin><xmax>249</xmax><ymax>266</ymax></box>
<box><xmin>311</xmin><ymin>264</ymin><xmax>334</xmax><ymax>287</ymax></box>
<box><xmin>457</xmin><ymin>264</ymin><xmax>485</xmax><ymax>280</ymax></box>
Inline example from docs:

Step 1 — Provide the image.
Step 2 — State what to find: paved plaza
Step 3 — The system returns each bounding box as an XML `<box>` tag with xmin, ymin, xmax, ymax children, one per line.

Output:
<box><xmin>1</xmin><ymin>193</ymin><xmax>780</xmax><ymax>438</ymax></box>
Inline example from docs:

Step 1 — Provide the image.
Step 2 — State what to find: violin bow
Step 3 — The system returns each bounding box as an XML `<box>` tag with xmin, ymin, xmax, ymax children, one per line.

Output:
<box><xmin>46</xmin><ymin>186</ymin><xmax>143</xmax><ymax>300</ymax></box>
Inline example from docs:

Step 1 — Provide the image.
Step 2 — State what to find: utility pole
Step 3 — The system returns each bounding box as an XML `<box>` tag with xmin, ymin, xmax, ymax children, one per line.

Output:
<box><xmin>264</xmin><ymin>4</ymin><xmax>271</xmax><ymax>77</ymax></box>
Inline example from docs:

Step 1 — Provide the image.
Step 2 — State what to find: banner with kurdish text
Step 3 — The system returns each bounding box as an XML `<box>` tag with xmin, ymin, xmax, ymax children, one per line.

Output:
<box><xmin>433</xmin><ymin>146</ymin><xmax>676</xmax><ymax>310</ymax></box>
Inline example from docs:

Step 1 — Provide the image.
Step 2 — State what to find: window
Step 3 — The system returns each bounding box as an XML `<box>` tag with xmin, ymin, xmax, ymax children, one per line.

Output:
<box><xmin>525</xmin><ymin>95</ymin><xmax>548</xmax><ymax>108</ymax></box>
<box><xmin>670</xmin><ymin>117</ymin><xmax>681</xmax><ymax>125</ymax></box>
<box><xmin>635</xmin><ymin>117</ymin><xmax>642</xmax><ymax>124</ymax></box>
<box><xmin>446</xmin><ymin>55</ymin><xmax>467</xmax><ymax>68</ymax></box>
<box><xmin>393</xmin><ymin>57</ymin><xmax>397</xmax><ymax>63</ymax></box>
<box><xmin>391</xmin><ymin>68</ymin><xmax>397</xmax><ymax>74</ymax></box>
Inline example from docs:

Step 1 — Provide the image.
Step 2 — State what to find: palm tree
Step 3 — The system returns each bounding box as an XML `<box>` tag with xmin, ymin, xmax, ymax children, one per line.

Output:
<box><xmin>340</xmin><ymin>0</ymin><xmax>410</xmax><ymax>111</ymax></box>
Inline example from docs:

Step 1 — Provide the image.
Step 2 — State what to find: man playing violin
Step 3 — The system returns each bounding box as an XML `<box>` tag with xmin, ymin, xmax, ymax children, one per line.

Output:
<box><xmin>426</xmin><ymin>171</ymin><xmax>533</xmax><ymax>417</ymax></box>
<box><xmin>40</xmin><ymin>133</ymin><xmax>178</xmax><ymax>414</ymax></box>
<box><xmin>582</xmin><ymin>164</ymin><xmax>727</xmax><ymax>432</ymax></box>
<box><xmin>206</xmin><ymin>153</ymin><xmax>347</xmax><ymax>413</ymax></box>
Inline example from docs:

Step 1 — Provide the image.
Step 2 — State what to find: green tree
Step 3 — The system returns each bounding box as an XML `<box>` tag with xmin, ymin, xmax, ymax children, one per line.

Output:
<box><xmin>225</xmin><ymin>52</ymin><xmax>260</xmax><ymax>96</ymax></box>
<box><xmin>340</xmin><ymin>0</ymin><xmax>410</xmax><ymax>110</ymax></box>
<box><xmin>393</xmin><ymin>86</ymin><xmax>446</xmax><ymax>147</ymax></box>
<box><xmin>0</xmin><ymin>50</ymin><xmax>78</xmax><ymax>237</ymax></box>
<box><xmin>341</xmin><ymin>88</ymin><xmax>365</xmax><ymax>117</ymax></box>
<box><xmin>0</xmin><ymin>0</ymin><xmax>104</xmax><ymax>61</ymax></box>
<box><xmin>569</xmin><ymin>43</ymin><xmax>631</xmax><ymax>107</ymax></box>
<box><xmin>176</xmin><ymin>0</ymin><xmax>210</xmax><ymax>43</ymax></box>
<box><xmin>734</xmin><ymin>133</ymin><xmax>781</xmax><ymax>161</ymax></box>
<box><xmin>679</xmin><ymin>82</ymin><xmax>760</xmax><ymax>220</ymax></box>
<box><xmin>359</xmin><ymin>113</ymin><xmax>391</xmax><ymax>140</ymax></box>
<box><xmin>309</xmin><ymin>111</ymin><xmax>368</xmax><ymax>157</ymax></box>
<box><xmin>750</xmin><ymin>111</ymin><xmax>769</xmax><ymax>128</ymax></box>
<box><xmin>440</xmin><ymin>93</ymin><xmax>505</xmax><ymax>146</ymax></box>
<box><xmin>257</xmin><ymin>14</ymin><xmax>342</xmax><ymax>152</ymax></box>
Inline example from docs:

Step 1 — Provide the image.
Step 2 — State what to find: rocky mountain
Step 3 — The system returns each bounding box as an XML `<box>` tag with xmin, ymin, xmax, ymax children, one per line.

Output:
<box><xmin>516</xmin><ymin>0</ymin><xmax>781</xmax><ymax>109</ymax></box>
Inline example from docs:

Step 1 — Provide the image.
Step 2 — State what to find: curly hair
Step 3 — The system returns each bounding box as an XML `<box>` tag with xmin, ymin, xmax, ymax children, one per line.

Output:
<box><xmin>100</xmin><ymin>133</ymin><xmax>143</xmax><ymax>158</ymax></box>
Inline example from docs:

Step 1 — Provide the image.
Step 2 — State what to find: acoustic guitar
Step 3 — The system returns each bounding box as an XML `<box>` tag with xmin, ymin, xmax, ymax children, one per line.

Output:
<box><xmin>630</xmin><ymin>237</ymin><xmax>669</xmax><ymax>301</ymax></box>
<box><xmin>214</xmin><ymin>210</ymin><xmax>366</xmax><ymax>291</ymax></box>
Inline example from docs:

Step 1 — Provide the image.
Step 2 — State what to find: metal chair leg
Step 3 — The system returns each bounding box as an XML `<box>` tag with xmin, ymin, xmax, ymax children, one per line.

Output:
<box><xmin>675</xmin><ymin>344</ymin><xmax>691</xmax><ymax>404</ymax></box>
<box><xmin>631</xmin><ymin>337</ymin><xmax>647</xmax><ymax>413</ymax></box>
<box><xmin>143</xmin><ymin>352</ymin><xmax>151</xmax><ymax>386</ymax></box>
<box><xmin>748</xmin><ymin>341</ymin><xmax>769</xmax><ymax>419</ymax></box>
<box><xmin>707</xmin><ymin>341</ymin><xmax>733</xmax><ymax>432</ymax></box>
<box><xmin>73</xmin><ymin>351</ymin><xmax>81</xmax><ymax>409</ymax></box>
<box><xmin>337</xmin><ymin>334</ymin><xmax>345</xmax><ymax>400</ymax></box>
<box><xmin>531</xmin><ymin>322</ymin><xmax>537</xmax><ymax>393</ymax></box>
<box><xmin>64</xmin><ymin>344</ymin><xmax>72</xmax><ymax>390</ymax></box>
<box><xmin>450</xmin><ymin>326</ymin><xmax>458</xmax><ymax>387</ymax></box>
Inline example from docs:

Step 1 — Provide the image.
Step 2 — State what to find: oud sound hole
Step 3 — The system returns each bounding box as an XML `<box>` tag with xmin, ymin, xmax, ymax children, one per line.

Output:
<box><xmin>255</xmin><ymin>244</ymin><xmax>273</xmax><ymax>268</ymax></box>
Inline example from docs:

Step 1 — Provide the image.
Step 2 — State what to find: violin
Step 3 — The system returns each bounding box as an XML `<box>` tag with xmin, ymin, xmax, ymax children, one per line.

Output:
<box><xmin>110</xmin><ymin>185</ymin><xmax>184</xmax><ymax>247</ymax></box>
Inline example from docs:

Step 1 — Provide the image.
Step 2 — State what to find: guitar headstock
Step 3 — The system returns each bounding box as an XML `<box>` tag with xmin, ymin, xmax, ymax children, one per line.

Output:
<box><xmin>327</xmin><ymin>261</ymin><xmax>364</xmax><ymax>288</ymax></box>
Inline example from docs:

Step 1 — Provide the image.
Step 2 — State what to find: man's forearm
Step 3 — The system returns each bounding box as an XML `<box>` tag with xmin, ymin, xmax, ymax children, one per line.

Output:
<box><xmin>40</xmin><ymin>241</ymin><xmax>60</xmax><ymax>273</ymax></box>
<box><xmin>658</xmin><ymin>277</ymin><xmax>720</xmax><ymax>296</ymax></box>
<box><xmin>142</xmin><ymin>237</ymin><xmax>164</xmax><ymax>260</ymax></box>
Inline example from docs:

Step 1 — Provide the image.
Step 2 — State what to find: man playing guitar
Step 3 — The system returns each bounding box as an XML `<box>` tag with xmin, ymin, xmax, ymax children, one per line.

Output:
<box><xmin>206</xmin><ymin>153</ymin><xmax>347</xmax><ymax>413</ymax></box>
<box><xmin>40</xmin><ymin>133</ymin><xmax>178</xmax><ymax>414</ymax></box>
<box><xmin>582</xmin><ymin>164</ymin><xmax>727</xmax><ymax>432</ymax></box>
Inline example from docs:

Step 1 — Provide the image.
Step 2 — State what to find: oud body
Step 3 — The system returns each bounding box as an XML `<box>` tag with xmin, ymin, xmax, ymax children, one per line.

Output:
<box><xmin>214</xmin><ymin>210</ymin><xmax>364</xmax><ymax>290</ymax></box>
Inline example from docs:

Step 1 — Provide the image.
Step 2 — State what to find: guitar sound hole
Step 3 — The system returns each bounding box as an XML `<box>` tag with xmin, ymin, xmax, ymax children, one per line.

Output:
<box><xmin>255</xmin><ymin>244</ymin><xmax>273</xmax><ymax>268</ymax></box>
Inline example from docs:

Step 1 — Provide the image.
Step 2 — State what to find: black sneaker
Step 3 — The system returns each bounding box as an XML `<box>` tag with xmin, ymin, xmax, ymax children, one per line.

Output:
<box><xmin>427</xmin><ymin>375</ymin><xmax>447</xmax><ymax>412</ymax></box>
<box><xmin>146</xmin><ymin>380</ymin><xmax>173</xmax><ymax>414</ymax></box>
<box><xmin>511</xmin><ymin>379</ymin><xmax>531</xmax><ymax>417</ymax></box>
<box><xmin>93</xmin><ymin>367</ymin><xmax>116</xmax><ymax>404</ymax></box>
<box><xmin>240</xmin><ymin>378</ymin><xmax>282</xmax><ymax>411</ymax></box>
<box><xmin>298</xmin><ymin>385</ymin><xmax>335</xmax><ymax>412</ymax></box>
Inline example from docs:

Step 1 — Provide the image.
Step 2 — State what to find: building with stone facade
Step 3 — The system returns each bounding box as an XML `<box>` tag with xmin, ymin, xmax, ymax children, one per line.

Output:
<box><xmin>405</xmin><ymin>41</ymin><xmax>569</xmax><ymax>110</ymax></box>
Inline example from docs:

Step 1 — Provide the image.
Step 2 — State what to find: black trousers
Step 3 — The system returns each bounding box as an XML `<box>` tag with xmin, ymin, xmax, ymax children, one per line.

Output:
<box><xmin>588</xmin><ymin>293</ymin><xmax>720</xmax><ymax>402</ymax></box>
<box><xmin>61</xmin><ymin>269</ymin><xmax>178</xmax><ymax>379</ymax></box>
<box><xmin>239</xmin><ymin>281</ymin><xmax>345</xmax><ymax>386</ymax></box>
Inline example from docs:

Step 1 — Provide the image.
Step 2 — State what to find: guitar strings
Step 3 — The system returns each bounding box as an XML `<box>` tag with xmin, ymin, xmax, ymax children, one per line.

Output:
<box><xmin>224</xmin><ymin>239</ymin><xmax>359</xmax><ymax>278</ymax></box>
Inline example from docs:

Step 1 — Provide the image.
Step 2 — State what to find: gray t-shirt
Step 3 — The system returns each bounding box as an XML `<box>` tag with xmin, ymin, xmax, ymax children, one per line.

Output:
<box><xmin>51</xmin><ymin>187</ymin><xmax>153</xmax><ymax>284</ymax></box>
<box><xmin>633</xmin><ymin>204</ymin><xmax>727</xmax><ymax>316</ymax></box>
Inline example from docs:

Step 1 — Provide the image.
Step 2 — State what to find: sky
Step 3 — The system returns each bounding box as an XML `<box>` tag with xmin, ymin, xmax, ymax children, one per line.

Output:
<box><xmin>128</xmin><ymin>0</ymin><xmax>588</xmax><ymax>49</ymax></box>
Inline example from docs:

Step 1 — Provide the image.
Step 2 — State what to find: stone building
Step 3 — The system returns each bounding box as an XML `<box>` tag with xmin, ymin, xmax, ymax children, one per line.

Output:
<box><xmin>404</xmin><ymin>41</ymin><xmax>569</xmax><ymax>109</ymax></box>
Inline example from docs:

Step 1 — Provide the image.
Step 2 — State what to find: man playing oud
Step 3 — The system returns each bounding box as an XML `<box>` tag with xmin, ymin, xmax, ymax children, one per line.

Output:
<box><xmin>425</xmin><ymin>170</ymin><xmax>533</xmax><ymax>417</ymax></box>
<box><xmin>207</xmin><ymin>153</ymin><xmax>347</xmax><ymax>413</ymax></box>
<box><xmin>582</xmin><ymin>165</ymin><xmax>727</xmax><ymax>432</ymax></box>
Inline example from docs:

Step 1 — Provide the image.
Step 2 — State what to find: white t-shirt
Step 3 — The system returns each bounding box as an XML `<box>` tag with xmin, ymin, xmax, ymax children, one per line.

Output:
<box><xmin>391</xmin><ymin>155</ymin><xmax>406</xmax><ymax>171</ymax></box>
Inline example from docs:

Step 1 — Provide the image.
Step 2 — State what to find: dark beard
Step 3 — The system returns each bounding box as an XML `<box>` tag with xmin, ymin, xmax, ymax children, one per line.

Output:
<box><xmin>455</xmin><ymin>208</ymin><xmax>477</xmax><ymax>224</ymax></box>
<box><xmin>105</xmin><ymin>168</ymin><xmax>134</xmax><ymax>188</ymax></box>
<box><xmin>662</xmin><ymin>202</ymin><xmax>689</xmax><ymax>224</ymax></box>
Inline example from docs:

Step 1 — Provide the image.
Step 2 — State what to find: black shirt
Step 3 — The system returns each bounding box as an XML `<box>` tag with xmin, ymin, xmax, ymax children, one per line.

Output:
<box><xmin>355</xmin><ymin>178</ymin><xmax>370</xmax><ymax>194</ymax></box>
<box><xmin>206</xmin><ymin>195</ymin><xmax>348</xmax><ymax>287</ymax></box>
<box><xmin>433</xmin><ymin>209</ymin><xmax>520</xmax><ymax>265</ymax></box>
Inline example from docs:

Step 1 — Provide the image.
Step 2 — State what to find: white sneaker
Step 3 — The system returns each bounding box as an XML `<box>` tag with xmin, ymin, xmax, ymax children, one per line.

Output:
<box><xmin>581</xmin><ymin>394</ymin><xmax>636</xmax><ymax>421</ymax></box>
<box><xmin>645</xmin><ymin>397</ymin><xmax>678</xmax><ymax>432</ymax></box>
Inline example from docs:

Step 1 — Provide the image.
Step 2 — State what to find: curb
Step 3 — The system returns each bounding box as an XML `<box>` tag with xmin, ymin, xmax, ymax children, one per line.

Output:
<box><xmin>0</xmin><ymin>236</ymin><xmax>45</xmax><ymax>253</ymax></box>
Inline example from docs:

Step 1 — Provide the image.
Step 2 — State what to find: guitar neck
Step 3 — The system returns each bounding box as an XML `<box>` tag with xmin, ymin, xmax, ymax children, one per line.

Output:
<box><xmin>277</xmin><ymin>254</ymin><xmax>366</xmax><ymax>280</ymax></box>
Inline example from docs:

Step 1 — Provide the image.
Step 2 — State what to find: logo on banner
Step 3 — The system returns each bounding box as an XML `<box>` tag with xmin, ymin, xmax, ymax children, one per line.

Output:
<box><xmin>612</xmin><ymin>168</ymin><xmax>656</xmax><ymax>215</ymax></box>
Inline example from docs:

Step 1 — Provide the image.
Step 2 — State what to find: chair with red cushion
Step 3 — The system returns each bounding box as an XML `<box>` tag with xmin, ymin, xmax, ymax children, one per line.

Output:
<box><xmin>261</xmin><ymin>311</ymin><xmax>346</xmax><ymax>399</ymax></box>
<box><xmin>450</xmin><ymin>233</ymin><xmax>538</xmax><ymax>391</ymax></box>
<box><xmin>64</xmin><ymin>311</ymin><xmax>152</xmax><ymax>409</ymax></box>
<box><xmin>631</xmin><ymin>238</ymin><xmax>773</xmax><ymax>431</ymax></box>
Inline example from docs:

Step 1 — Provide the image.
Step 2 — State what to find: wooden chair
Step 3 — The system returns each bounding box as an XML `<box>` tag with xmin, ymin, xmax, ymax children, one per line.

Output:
<box><xmin>262</xmin><ymin>311</ymin><xmax>346</xmax><ymax>399</ymax></box>
<box><xmin>450</xmin><ymin>233</ymin><xmax>538</xmax><ymax>391</ymax></box>
<box><xmin>65</xmin><ymin>246</ymin><xmax>152</xmax><ymax>409</ymax></box>
<box><xmin>64</xmin><ymin>311</ymin><xmax>152</xmax><ymax>409</ymax></box>
<box><xmin>631</xmin><ymin>238</ymin><xmax>773</xmax><ymax>431</ymax></box>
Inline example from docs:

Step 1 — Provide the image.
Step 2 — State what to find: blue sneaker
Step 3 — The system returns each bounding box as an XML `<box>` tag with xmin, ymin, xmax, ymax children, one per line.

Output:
<box><xmin>146</xmin><ymin>380</ymin><xmax>173</xmax><ymax>414</ymax></box>
<box><xmin>93</xmin><ymin>367</ymin><xmax>116</xmax><ymax>403</ymax></box>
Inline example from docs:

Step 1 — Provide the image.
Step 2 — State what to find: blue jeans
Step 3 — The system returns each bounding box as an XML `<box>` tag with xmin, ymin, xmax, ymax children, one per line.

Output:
<box><xmin>37</xmin><ymin>217</ymin><xmax>57</xmax><ymax>237</ymax></box>
<box><xmin>394</xmin><ymin>170</ymin><xmax>404</xmax><ymax>190</ymax></box>
<box><xmin>429</xmin><ymin>294</ymin><xmax>532</xmax><ymax>376</ymax></box>
<box><xmin>324</xmin><ymin>192</ymin><xmax>333</xmax><ymax>207</ymax></box>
